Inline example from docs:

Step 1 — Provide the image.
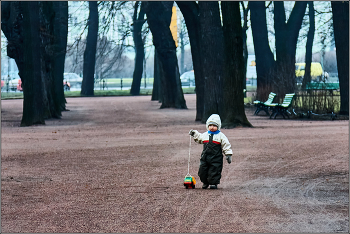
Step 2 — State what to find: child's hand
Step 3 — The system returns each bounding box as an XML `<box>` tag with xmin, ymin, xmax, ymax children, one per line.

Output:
<box><xmin>189</xmin><ymin>129</ymin><xmax>195</xmax><ymax>136</ymax></box>
<box><xmin>226</xmin><ymin>155</ymin><xmax>232</xmax><ymax>164</ymax></box>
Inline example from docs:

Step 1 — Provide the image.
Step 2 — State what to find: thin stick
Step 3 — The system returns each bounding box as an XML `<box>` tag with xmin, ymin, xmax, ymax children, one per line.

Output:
<box><xmin>188</xmin><ymin>135</ymin><xmax>191</xmax><ymax>175</ymax></box>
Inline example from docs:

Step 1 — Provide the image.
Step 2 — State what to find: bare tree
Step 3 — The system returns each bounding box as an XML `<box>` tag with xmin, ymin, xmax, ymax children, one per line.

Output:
<box><xmin>331</xmin><ymin>1</ymin><xmax>349</xmax><ymax>115</ymax></box>
<box><xmin>130</xmin><ymin>1</ymin><xmax>146</xmax><ymax>96</ymax></box>
<box><xmin>178</xmin><ymin>13</ymin><xmax>190</xmax><ymax>74</ymax></box>
<box><xmin>221</xmin><ymin>1</ymin><xmax>252</xmax><ymax>128</ymax></box>
<box><xmin>144</xmin><ymin>1</ymin><xmax>187</xmax><ymax>109</ymax></box>
<box><xmin>21</xmin><ymin>1</ymin><xmax>45</xmax><ymax>126</ymax></box>
<box><xmin>81</xmin><ymin>1</ymin><xmax>98</xmax><ymax>96</ymax></box>
<box><xmin>250</xmin><ymin>1</ymin><xmax>275</xmax><ymax>100</ymax></box>
<box><xmin>302</xmin><ymin>1</ymin><xmax>315</xmax><ymax>89</ymax></box>
<box><xmin>241</xmin><ymin>1</ymin><xmax>250</xmax><ymax>92</ymax></box>
<box><xmin>176</xmin><ymin>1</ymin><xmax>205</xmax><ymax>121</ymax></box>
<box><xmin>2</xmin><ymin>1</ymin><xmax>69</xmax><ymax>126</ymax></box>
<box><xmin>197</xmin><ymin>1</ymin><xmax>224</xmax><ymax>122</ymax></box>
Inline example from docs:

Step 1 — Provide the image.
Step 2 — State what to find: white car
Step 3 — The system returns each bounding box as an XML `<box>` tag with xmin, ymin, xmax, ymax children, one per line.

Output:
<box><xmin>180</xmin><ymin>70</ymin><xmax>195</xmax><ymax>87</ymax></box>
<box><xmin>64</xmin><ymin>73</ymin><xmax>83</xmax><ymax>88</ymax></box>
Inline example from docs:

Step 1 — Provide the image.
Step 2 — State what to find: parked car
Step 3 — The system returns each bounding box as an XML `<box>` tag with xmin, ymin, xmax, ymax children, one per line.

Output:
<box><xmin>64</xmin><ymin>73</ymin><xmax>83</xmax><ymax>88</ymax></box>
<box><xmin>180</xmin><ymin>70</ymin><xmax>195</xmax><ymax>87</ymax></box>
<box><xmin>8</xmin><ymin>78</ymin><xmax>21</xmax><ymax>91</ymax></box>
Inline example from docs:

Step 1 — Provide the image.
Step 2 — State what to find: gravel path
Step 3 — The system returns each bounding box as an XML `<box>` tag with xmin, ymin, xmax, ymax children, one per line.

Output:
<box><xmin>1</xmin><ymin>94</ymin><xmax>348</xmax><ymax>233</ymax></box>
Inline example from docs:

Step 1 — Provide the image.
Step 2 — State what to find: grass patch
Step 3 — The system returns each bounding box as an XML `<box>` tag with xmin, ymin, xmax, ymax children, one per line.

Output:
<box><xmin>1</xmin><ymin>92</ymin><xmax>24</xmax><ymax>99</ymax></box>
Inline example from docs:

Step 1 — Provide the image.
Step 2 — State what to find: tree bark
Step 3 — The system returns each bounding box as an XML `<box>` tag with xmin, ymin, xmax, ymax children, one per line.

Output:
<box><xmin>221</xmin><ymin>1</ymin><xmax>252</xmax><ymax>128</ymax></box>
<box><xmin>302</xmin><ymin>1</ymin><xmax>315</xmax><ymax>89</ymax></box>
<box><xmin>81</xmin><ymin>1</ymin><xmax>99</xmax><ymax>96</ymax></box>
<box><xmin>331</xmin><ymin>1</ymin><xmax>349</xmax><ymax>115</ymax></box>
<box><xmin>179</xmin><ymin>29</ymin><xmax>185</xmax><ymax>74</ymax></box>
<box><xmin>130</xmin><ymin>1</ymin><xmax>146</xmax><ymax>96</ymax></box>
<box><xmin>52</xmin><ymin>2</ymin><xmax>68</xmax><ymax>112</ymax></box>
<box><xmin>241</xmin><ymin>2</ymin><xmax>250</xmax><ymax>92</ymax></box>
<box><xmin>39</xmin><ymin>1</ymin><xmax>59</xmax><ymax>119</ymax></box>
<box><xmin>198</xmin><ymin>1</ymin><xmax>224</xmax><ymax>122</ymax></box>
<box><xmin>1</xmin><ymin>2</ymin><xmax>25</xmax><ymax>84</ymax></box>
<box><xmin>176</xmin><ymin>1</ymin><xmax>205</xmax><ymax>121</ymax></box>
<box><xmin>21</xmin><ymin>1</ymin><xmax>45</xmax><ymax>126</ymax></box>
<box><xmin>250</xmin><ymin>1</ymin><xmax>275</xmax><ymax>100</ymax></box>
<box><xmin>144</xmin><ymin>1</ymin><xmax>187</xmax><ymax>109</ymax></box>
<box><xmin>274</xmin><ymin>1</ymin><xmax>307</xmax><ymax>97</ymax></box>
<box><xmin>151</xmin><ymin>49</ymin><xmax>160</xmax><ymax>101</ymax></box>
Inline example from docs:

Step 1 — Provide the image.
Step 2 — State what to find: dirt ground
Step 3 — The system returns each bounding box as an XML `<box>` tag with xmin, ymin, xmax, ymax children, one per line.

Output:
<box><xmin>1</xmin><ymin>94</ymin><xmax>349</xmax><ymax>233</ymax></box>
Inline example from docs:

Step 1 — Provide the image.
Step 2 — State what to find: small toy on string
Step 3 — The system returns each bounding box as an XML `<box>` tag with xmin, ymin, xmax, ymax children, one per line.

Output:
<box><xmin>184</xmin><ymin>135</ymin><xmax>196</xmax><ymax>189</ymax></box>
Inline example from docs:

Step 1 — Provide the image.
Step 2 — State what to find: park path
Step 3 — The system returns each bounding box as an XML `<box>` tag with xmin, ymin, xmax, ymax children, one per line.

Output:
<box><xmin>1</xmin><ymin>94</ymin><xmax>349</xmax><ymax>233</ymax></box>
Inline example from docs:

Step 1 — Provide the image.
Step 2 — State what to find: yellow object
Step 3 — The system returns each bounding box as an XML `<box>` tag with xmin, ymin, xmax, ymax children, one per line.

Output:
<box><xmin>170</xmin><ymin>6</ymin><xmax>178</xmax><ymax>47</ymax></box>
<box><xmin>295</xmin><ymin>62</ymin><xmax>323</xmax><ymax>79</ymax></box>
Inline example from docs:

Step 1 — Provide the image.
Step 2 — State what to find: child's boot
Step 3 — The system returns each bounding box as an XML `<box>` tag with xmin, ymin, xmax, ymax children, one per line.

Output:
<box><xmin>202</xmin><ymin>183</ymin><xmax>209</xmax><ymax>189</ymax></box>
<box><xmin>210</xmin><ymin>184</ymin><xmax>217</xmax><ymax>189</ymax></box>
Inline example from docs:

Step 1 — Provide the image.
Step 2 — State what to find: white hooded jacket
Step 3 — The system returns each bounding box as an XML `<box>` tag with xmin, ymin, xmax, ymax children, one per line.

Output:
<box><xmin>191</xmin><ymin>114</ymin><xmax>233</xmax><ymax>156</ymax></box>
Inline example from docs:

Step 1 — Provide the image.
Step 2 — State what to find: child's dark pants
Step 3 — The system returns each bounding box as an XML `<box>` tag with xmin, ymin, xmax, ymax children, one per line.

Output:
<box><xmin>198</xmin><ymin>134</ymin><xmax>223</xmax><ymax>185</ymax></box>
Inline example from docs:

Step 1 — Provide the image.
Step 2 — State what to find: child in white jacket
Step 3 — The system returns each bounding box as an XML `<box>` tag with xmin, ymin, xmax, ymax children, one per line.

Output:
<box><xmin>189</xmin><ymin>114</ymin><xmax>232</xmax><ymax>189</ymax></box>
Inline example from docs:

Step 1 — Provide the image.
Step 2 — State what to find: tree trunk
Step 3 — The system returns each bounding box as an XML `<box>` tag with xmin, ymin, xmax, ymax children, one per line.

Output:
<box><xmin>176</xmin><ymin>1</ymin><xmax>205</xmax><ymax>121</ymax></box>
<box><xmin>130</xmin><ymin>1</ymin><xmax>146</xmax><ymax>96</ymax></box>
<box><xmin>331</xmin><ymin>1</ymin><xmax>349</xmax><ymax>115</ymax></box>
<box><xmin>1</xmin><ymin>2</ymin><xmax>25</xmax><ymax>85</ymax></box>
<box><xmin>52</xmin><ymin>1</ymin><xmax>68</xmax><ymax>112</ymax></box>
<box><xmin>2</xmin><ymin>1</ymin><xmax>68</xmax><ymax>125</ymax></box>
<box><xmin>241</xmin><ymin>2</ymin><xmax>249</xmax><ymax>92</ymax></box>
<box><xmin>198</xmin><ymin>1</ymin><xmax>224</xmax><ymax>122</ymax></box>
<box><xmin>151</xmin><ymin>48</ymin><xmax>160</xmax><ymax>101</ymax></box>
<box><xmin>221</xmin><ymin>1</ymin><xmax>252</xmax><ymax>128</ymax></box>
<box><xmin>302</xmin><ymin>1</ymin><xmax>315</xmax><ymax>89</ymax></box>
<box><xmin>21</xmin><ymin>1</ymin><xmax>45</xmax><ymax>126</ymax></box>
<box><xmin>39</xmin><ymin>1</ymin><xmax>59</xmax><ymax>119</ymax></box>
<box><xmin>144</xmin><ymin>1</ymin><xmax>187</xmax><ymax>109</ymax></box>
<box><xmin>274</xmin><ymin>1</ymin><xmax>307</xmax><ymax>97</ymax></box>
<box><xmin>81</xmin><ymin>1</ymin><xmax>98</xmax><ymax>96</ymax></box>
<box><xmin>250</xmin><ymin>1</ymin><xmax>276</xmax><ymax>100</ymax></box>
<box><xmin>179</xmin><ymin>29</ymin><xmax>185</xmax><ymax>74</ymax></box>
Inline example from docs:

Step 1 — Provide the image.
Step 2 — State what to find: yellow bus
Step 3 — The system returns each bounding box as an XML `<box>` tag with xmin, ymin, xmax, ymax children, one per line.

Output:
<box><xmin>295</xmin><ymin>62</ymin><xmax>323</xmax><ymax>81</ymax></box>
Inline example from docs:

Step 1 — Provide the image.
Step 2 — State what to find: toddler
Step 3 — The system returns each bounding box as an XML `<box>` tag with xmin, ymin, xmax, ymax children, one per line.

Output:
<box><xmin>189</xmin><ymin>114</ymin><xmax>232</xmax><ymax>189</ymax></box>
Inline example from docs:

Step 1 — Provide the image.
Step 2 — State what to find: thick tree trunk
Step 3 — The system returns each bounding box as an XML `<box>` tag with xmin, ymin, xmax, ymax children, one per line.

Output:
<box><xmin>21</xmin><ymin>1</ymin><xmax>45</xmax><ymax>126</ymax></box>
<box><xmin>176</xmin><ymin>1</ymin><xmax>205</xmax><ymax>121</ymax></box>
<box><xmin>39</xmin><ymin>1</ymin><xmax>58</xmax><ymax>119</ymax></box>
<box><xmin>331</xmin><ymin>1</ymin><xmax>349</xmax><ymax>115</ymax></box>
<box><xmin>130</xmin><ymin>2</ymin><xmax>146</xmax><ymax>96</ymax></box>
<box><xmin>221</xmin><ymin>1</ymin><xmax>252</xmax><ymax>128</ymax></box>
<box><xmin>2</xmin><ymin>1</ymin><xmax>68</xmax><ymax>126</ymax></box>
<box><xmin>198</xmin><ymin>1</ymin><xmax>224</xmax><ymax>122</ymax></box>
<box><xmin>81</xmin><ymin>1</ymin><xmax>98</xmax><ymax>96</ymax></box>
<box><xmin>144</xmin><ymin>1</ymin><xmax>187</xmax><ymax>109</ymax></box>
<box><xmin>302</xmin><ymin>1</ymin><xmax>315</xmax><ymax>89</ymax></box>
<box><xmin>250</xmin><ymin>1</ymin><xmax>276</xmax><ymax>100</ymax></box>
<box><xmin>274</xmin><ymin>1</ymin><xmax>307</xmax><ymax>97</ymax></box>
<box><xmin>52</xmin><ymin>2</ymin><xmax>68</xmax><ymax>112</ymax></box>
<box><xmin>151</xmin><ymin>49</ymin><xmax>160</xmax><ymax>101</ymax></box>
<box><xmin>1</xmin><ymin>2</ymin><xmax>25</xmax><ymax>84</ymax></box>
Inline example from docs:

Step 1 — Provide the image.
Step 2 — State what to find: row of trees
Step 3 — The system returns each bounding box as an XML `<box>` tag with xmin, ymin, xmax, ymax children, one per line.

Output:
<box><xmin>1</xmin><ymin>1</ymin><xmax>349</xmax><ymax>127</ymax></box>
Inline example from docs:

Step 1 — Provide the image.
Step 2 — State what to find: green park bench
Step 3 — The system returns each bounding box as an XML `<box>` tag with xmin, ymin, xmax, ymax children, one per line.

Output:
<box><xmin>253</xmin><ymin>92</ymin><xmax>276</xmax><ymax>116</ymax></box>
<box><xmin>267</xmin><ymin>93</ymin><xmax>295</xmax><ymax>119</ymax></box>
<box><xmin>306</xmin><ymin>82</ymin><xmax>340</xmax><ymax>93</ymax></box>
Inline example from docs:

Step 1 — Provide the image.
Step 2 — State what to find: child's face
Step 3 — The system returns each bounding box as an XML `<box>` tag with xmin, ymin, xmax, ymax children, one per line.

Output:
<box><xmin>208</xmin><ymin>124</ymin><xmax>218</xmax><ymax>132</ymax></box>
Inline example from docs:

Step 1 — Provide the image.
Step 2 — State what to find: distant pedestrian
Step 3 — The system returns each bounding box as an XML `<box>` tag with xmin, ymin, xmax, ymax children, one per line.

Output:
<box><xmin>189</xmin><ymin>114</ymin><xmax>232</xmax><ymax>189</ymax></box>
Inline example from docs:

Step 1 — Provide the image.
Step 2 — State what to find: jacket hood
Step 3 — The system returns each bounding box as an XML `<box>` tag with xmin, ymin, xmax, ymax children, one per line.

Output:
<box><xmin>206</xmin><ymin>114</ymin><xmax>221</xmax><ymax>130</ymax></box>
